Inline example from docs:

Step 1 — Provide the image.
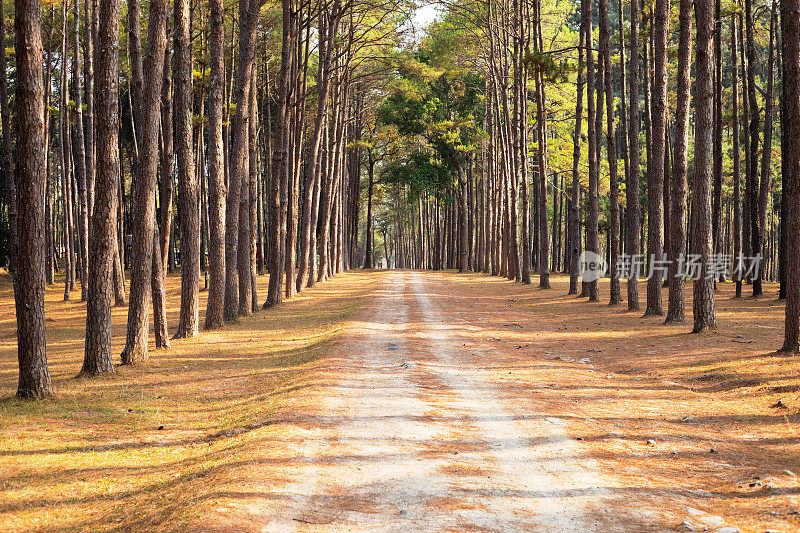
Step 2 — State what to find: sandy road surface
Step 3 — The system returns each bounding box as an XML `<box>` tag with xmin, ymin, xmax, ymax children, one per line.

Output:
<box><xmin>207</xmin><ymin>271</ymin><xmax>646</xmax><ymax>531</ymax></box>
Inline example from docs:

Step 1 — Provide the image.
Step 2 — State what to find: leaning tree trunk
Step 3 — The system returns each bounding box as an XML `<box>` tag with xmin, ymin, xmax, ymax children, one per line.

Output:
<box><xmin>83</xmin><ymin>0</ymin><xmax>121</xmax><ymax>375</ymax></box>
<box><xmin>692</xmin><ymin>0</ymin><xmax>717</xmax><ymax>333</ymax></box>
<box><xmin>15</xmin><ymin>0</ymin><xmax>53</xmax><ymax>399</ymax></box>
<box><xmin>298</xmin><ymin>7</ymin><xmax>336</xmax><ymax>288</ymax></box>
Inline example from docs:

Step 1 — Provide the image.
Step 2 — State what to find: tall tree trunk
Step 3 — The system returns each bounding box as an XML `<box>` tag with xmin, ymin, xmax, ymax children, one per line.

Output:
<box><xmin>249</xmin><ymin>73</ymin><xmax>259</xmax><ymax>313</ymax></box>
<box><xmin>224</xmin><ymin>0</ymin><xmax>259</xmax><ymax>320</ymax></box>
<box><xmin>84</xmin><ymin>0</ymin><xmax>96</xmax><ymax>220</ymax></box>
<box><xmin>711</xmin><ymin>0</ymin><xmax>723</xmax><ymax>280</ymax></box>
<box><xmin>297</xmin><ymin>8</ymin><xmax>334</xmax><ymax>289</ymax></box>
<box><xmin>645</xmin><ymin>0</ymin><xmax>668</xmax><ymax>316</ymax></box>
<box><xmin>458</xmin><ymin>161</ymin><xmax>469</xmax><ymax>273</ymax></box>
<box><xmin>83</xmin><ymin>0</ymin><xmax>121</xmax><ymax>374</ymax></box>
<box><xmin>532</xmin><ymin>0</ymin><xmax>549</xmax><ymax>289</ymax></box>
<box><xmin>569</xmin><ymin>26</ymin><xmax>584</xmax><ymax>295</ymax></box>
<box><xmin>745</xmin><ymin>0</ymin><xmax>759</xmax><ymax>292</ymax></box>
<box><xmin>174</xmin><ymin>0</ymin><xmax>200</xmax><ymax>337</ymax></box>
<box><xmin>739</xmin><ymin>16</ymin><xmax>752</xmax><ymax>271</ymax></box>
<box><xmin>265</xmin><ymin>0</ymin><xmax>293</xmax><ymax>308</ymax></box>
<box><xmin>584</xmin><ymin>0</ymin><xmax>599</xmax><ymax>302</ymax></box>
<box><xmin>0</xmin><ymin>0</ymin><xmax>16</xmax><ymax>282</ymax></box>
<box><xmin>158</xmin><ymin>23</ymin><xmax>173</xmax><ymax>275</ymax></box>
<box><xmin>755</xmin><ymin>4</ymin><xmax>777</xmax><ymax>296</ymax></box>
<box><xmin>205</xmin><ymin>0</ymin><xmax>226</xmax><ymax>329</ymax></box>
<box><xmin>666</xmin><ymin>0</ymin><xmax>692</xmax><ymax>324</ymax></box>
<box><xmin>16</xmin><ymin>0</ymin><xmax>52</xmax><ymax>398</ymax></box>
<box><xmin>120</xmin><ymin>0</ymin><xmax>169</xmax><ymax>364</ymax></box>
<box><xmin>732</xmin><ymin>17</ymin><xmax>742</xmax><ymax>298</ymax></box>
<box><xmin>692</xmin><ymin>0</ymin><xmax>717</xmax><ymax>332</ymax></box>
<box><xmin>780</xmin><ymin>8</ymin><xmax>788</xmax><ymax>300</ymax></box>
<box><xmin>781</xmin><ymin>0</ymin><xmax>800</xmax><ymax>351</ymax></box>
<box><xmin>600</xmin><ymin>0</ymin><xmax>619</xmax><ymax>304</ymax></box>
<box><xmin>59</xmin><ymin>2</ymin><xmax>74</xmax><ymax>301</ymax></box>
<box><xmin>627</xmin><ymin>0</ymin><xmax>641</xmax><ymax>310</ymax></box>
<box><xmin>73</xmin><ymin>0</ymin><xmax>89</xmax><ymax>302</ymax></box>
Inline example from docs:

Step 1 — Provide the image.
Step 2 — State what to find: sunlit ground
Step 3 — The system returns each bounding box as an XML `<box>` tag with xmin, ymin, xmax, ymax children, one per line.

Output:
<box><xmin>0</xmin><ymin>269</ymin><xmax>380</xmax><ymax>531</ymax></box>
<box><xmin>0</xmin><ymin>269</ymin><xmax>798</xmax><ymax>531</ymax></box>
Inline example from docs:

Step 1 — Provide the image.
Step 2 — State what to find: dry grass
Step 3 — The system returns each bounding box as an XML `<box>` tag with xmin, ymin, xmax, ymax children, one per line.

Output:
<box><xmin>433</xmin><ymin>272</ymin><xmax>800</xmax><ymax>531</ymax></box>
<box><xmin>2</xmin><ymin>268</ymin><xmax>800</xmax><ymax>531</ymax></box>
<box><xmin>0</xmin><ymin>269</ymin><xmax>380</xmax><ymax>532</ymax></box>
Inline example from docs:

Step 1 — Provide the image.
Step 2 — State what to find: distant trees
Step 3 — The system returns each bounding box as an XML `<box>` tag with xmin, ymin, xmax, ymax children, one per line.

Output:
<box><xmin>8</xmin><ymin>0</ymin><xmax>800</xmax><ymax>398</ymax></box>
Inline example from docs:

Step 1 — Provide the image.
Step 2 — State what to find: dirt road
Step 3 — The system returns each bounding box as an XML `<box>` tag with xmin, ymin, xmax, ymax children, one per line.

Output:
<box><xmin>204</xmin><ymin>270</ymin><xmax>800</xmax><ymax>532</ymax></box>
<box><xmin>208</xmin><ymin>271</ymin><xmax>651</xmax><ymax>531</ymax></box>
<box><xmin>4</xmin><ymin>268</ymin><xmax>797</xmax><ymax>531</ymax></box>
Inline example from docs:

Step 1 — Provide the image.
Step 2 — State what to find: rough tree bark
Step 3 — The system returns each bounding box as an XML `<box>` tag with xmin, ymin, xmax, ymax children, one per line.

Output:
<box><xmin>692</xmin><ymin>0</ymin><xmax>717</xmax><ymax>333</ymax></box>
<box><xmin>83</xmin><ymin>0</ymin><xmax>121</xmax><ymax>375</ymax></box>
<box><xmin>732</xmin><ymin>17</ymin><xmax>742</xmax><ymax>298</ymax></box>
<box><xmin>626</xmin><ymin>0</ymin><xmax>641</xmax><ymax>310</ymax></box>
<box><xmin>755</xmin><ymin>4</ymin><xmax>777</xmax><ymax>296</ymax></box>
<box><xmin>224</xmin><ymin>0</ymin><xmax>259</xmax><ymax>320</ymax></box>
<box><xmin>265</xmin><ymin>0</ymin><xmax>294</xmax><ymax>307</ymax></box>
<box><xmin>666</xmin><ymin>0</ymin><xmax>692</xmax><ymax>324</ymax></box>
<box><xmin>568</xmin><ymin>27</ymin><xmax>584</xmax><ymax>295</ymax></box>
<box><xmin>781</xmin><ymin>0</ymin><xmax>800</xmax><ymax>352</ymax></box>
<box><xmin>15</xmin><ymin>0</ymin><xmax>53</xmax><ymax>398</ymax></box>
<box><xmin>204</xmin><ymin>0</ymin><xmax>226</xmax><ymax>329</ymax></box>
<box><xmin>0</xmin><ymin>0</ymin><xmax>16</xmax><ymax>284</ymax></box>
<box><xmin>600</xmin><ymin>0</ymin><xmax>619</xmax><ymax>304</ymax></box>
<box><xmin>174</xmin><ymin>0</ymin><xmax>194</xmax><ymax>310</ymax></box>
<box><xmin>120</xmin><ymin>0</ymin><xmax>169</xmax><ymax>364</ymax></box>
<box><xmin>173</xmin><ymin>0</ymin><xmax>200</xmax><ymax>337</ymax></box>
<box><xmin>73</xmin><ymin>0</ymin><xmax>89</xmax><ymax>302</ymax></box>
<box><xmin>645</xmin><ymin>0</ymin><xmax>668</xmax><ymax>316</ymax></box>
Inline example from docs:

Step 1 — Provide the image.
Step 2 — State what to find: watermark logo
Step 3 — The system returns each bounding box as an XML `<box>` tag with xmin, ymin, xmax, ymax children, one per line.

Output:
<box><xmin>577</xmin><ymin>252</ymin><xmax>763</xmax><ymax>282</ymax></box>
<box><xmin>614</xmin><ymin>253</ymin><xmax>762</xmax><ymax>281</ymax></box>
<box><xmin>580</xmin><ymin>251</ymin><xmax>608</xmax><ymax>283</ymax></box>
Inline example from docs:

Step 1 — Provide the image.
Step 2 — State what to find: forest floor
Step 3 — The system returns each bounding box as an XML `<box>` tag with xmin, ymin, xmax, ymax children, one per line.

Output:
<box><xmin>1</xmin><ymin>270</ymin><xmax>799</xmax><ymax>531</ymax></box>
